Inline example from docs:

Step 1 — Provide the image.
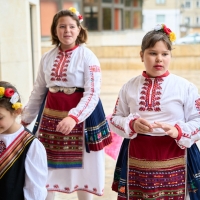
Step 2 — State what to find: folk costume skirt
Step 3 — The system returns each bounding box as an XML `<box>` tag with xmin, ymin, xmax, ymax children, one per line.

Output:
<box><xmin>35</xmin><ymin>90</ymin><xmax>112</xmax><ymax>195</ymax></box>
<box><xmin>112</xmin><ymin>135</ymin><xmax>186</xmax><ymax>200</ymax></box>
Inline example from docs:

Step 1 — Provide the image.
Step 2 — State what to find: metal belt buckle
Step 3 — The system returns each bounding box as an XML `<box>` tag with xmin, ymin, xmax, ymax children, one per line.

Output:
<box><xmin>63</xmin><ymin>87</ymin><xmax>76</xmax><ymax>94</ymax></box>
<box><xmin>49</xmin><ymin>86</ymin><xmax>60</xmax><ymax>93</ymax></box>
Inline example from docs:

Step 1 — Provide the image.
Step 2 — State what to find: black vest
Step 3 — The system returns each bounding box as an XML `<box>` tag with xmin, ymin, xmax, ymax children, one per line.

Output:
<box><xmin>0</xmin><ymin>130</ymin><xmax>34</xmax><ymax>200</ymax></box>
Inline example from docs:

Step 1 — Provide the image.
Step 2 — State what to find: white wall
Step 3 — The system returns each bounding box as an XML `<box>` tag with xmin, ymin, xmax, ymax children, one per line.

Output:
<box><xmin>0</xmin><ymin>0</ymin><xmax>41</xmax><ymax>105</ymax></box>
<box><xmin>87</xmin><ymin>30</ymin><xmax>145</xmax><ymax>46</ymax></box>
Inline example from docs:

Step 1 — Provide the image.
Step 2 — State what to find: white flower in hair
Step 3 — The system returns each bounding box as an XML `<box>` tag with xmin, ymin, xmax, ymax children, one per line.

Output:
<box><xmin>154</xmin><ymin>24</ymin><xmax>163</xmax><ymax>31</ymax></box>
<box><xmin>10</xmin><ymin>92</ymin><xmax>19</xmax><ymax>104</ymax></box>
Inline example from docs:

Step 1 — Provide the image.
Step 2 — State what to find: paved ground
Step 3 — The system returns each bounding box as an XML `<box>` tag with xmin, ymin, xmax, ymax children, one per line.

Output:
<box><xmin>54</xmin><ymin>69</ymin><xmax>200</xmax><ymax>200</ymax></box>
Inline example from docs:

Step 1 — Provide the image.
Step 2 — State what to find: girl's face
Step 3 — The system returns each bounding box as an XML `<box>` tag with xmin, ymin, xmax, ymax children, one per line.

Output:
<box><xmin>55</xmin><ymin>16</ymin><xmax>80</xmax><ymax>51</ymax></box>
<box><xmin>140</xmin><ymin>41</ymin><xmax>171</xmax><ymax>77</ymax></box>
<box><xmin>0</xmin><ymin>107</ymin><xmax>19</xmax><ymax>134</ymax></box>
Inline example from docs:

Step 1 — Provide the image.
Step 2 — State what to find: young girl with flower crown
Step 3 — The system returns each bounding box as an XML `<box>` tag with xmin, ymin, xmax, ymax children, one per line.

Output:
<box><xmin>21</xmin><ymin>7</ymin><xmax>112</xmax><ymax>200</ymax></box>
<box><xmin>0</xmin><ymin>81</ymin><xmax>48</xmax><ymax>200</ymax></box>
<box><xmin>109</xmin><ymin>24</ymin><xmax>200</xmax><ymax>199</ymax></box>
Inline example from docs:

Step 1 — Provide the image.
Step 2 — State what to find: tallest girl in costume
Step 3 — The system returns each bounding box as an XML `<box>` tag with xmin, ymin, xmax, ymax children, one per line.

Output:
<box><xmin>21</xmin><ymin>7</ymin><xmax>112</xmax><ymax>200</ymax></box>
<box><xmin>109</xmin><ymin>24</ymin><xmax>200</xmax><ymax>199</ymax></box>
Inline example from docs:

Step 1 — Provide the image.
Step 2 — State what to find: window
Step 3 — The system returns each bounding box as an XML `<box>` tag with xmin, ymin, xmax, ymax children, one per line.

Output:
<box><xmin>115</xmin><ymin>0</ymin><xmax>122</xmax><ymax>3</ymax></box>
<box><xmin>84</xmin><ymin>0</ymin><xmax>98</xmax><ymax>2</ymax></box>
<box><xmin>197</xmin><ymin>17</ymin><xmax>200</xmax><ymax>25</ymax></box>
<box><xmin>125</xmin><ymin>0</ymin><xmax>131</xmax><ymax>6</ymax></box>
<box><xmin>133</xmin><ymin>0</ymin><xmax>141</xmax><ymax>7</ymax></box>
<box><xmin>185</xmin><ymin>17</ymin><xmax>190</xmax><ymax>25</ymax></box>
<box><xmin>197</xmin><ymin>0</ymin><xmax>200</xmax><ymax>7</ymax></box>
<box><xmin>103</xmin><ymin>8</ymin><xmax>112</xmax><ymax>30</ymax></box>
<box><xmin>125</xmin><ymin>11</ymin><xmax>131</xmax><ymax>29</ymax></box>
<box><xmin>40</xmin><ymin>0</ymin><xmax>143</xmax><ymax>34</ymax></box>
<box><xmin>156</xmin><ymin>0</ymin><xmax>165</xmax><ymax>4</ymax></box>
<box><xmin>185</xmin><ymin>1</ymin><xmax>191</xmax><ymax>8</ymax></box>
<box><xmin>102</xmin><ymin>0</ymin><xmax>112</xmax><ymax>2</ymax></box>
<box><xmin>114</xmin><ymin>9</ymin><xmax>122</xmax><ymax>30</ymax></box>
<box><xmin>84</xmin><ymin>6</ymin><xmax>98</xmax><ymax>30</ymax></box>
<box><xmin>156</xmin><ymin>15</ymin><xmax>165</xmax><ymax>23</ymax></box>
<box><xmin>133</xmin><ymin>11</ymin><xmax>142</xmax><ymax>29</ymax></box>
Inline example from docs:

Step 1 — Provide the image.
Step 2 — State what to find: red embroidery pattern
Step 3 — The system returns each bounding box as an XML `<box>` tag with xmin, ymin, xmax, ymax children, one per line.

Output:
<box><xmin>110</xmin><ymin>98</ymin><xmax>125</xmax><ymax>132</ymax></box>
<box><xmin>192</xmin><ymin>128</ymin><xmax>200</xmax><ymax>136</ymax></box>
<box><xmin>182</xmin><ymin>128</ymin><xmax>200</xmax><ymax>143</ymax></box>
<box><xmin>182</xmin><ymin>132</ymin><xmax>191</xmax><ymax>139</ymax></box>
<box><xmin>50</xmin><ymin>50</ymin><xmax>72</xmax><ymax>82</ymax></box>
<box><xmin>64</xmin><ymin>187</ymin><xmax>70</xmax><ymax>192</ymax></box>
<box><xmin>75</xmin><ymin>66</ymin><xmax>95</xmax><ymax>118</ymax></box>
<box><xmin>139</xmin><ymin>78</ymin><xmax>163</xmax><ymax>112</ymax></box>
<box><xmin>0</xmin><ymin>140</ymin><xmax>6</xmax><ymax>155</ymax></box>
<box><xmin>46</xmin><ymin>184</ymin><xmax>101</xmax><ymax>195</ymax></box>
<box><xmin>74</xmin><ymin>185</ymin><xmax>79</xmax><ymax>189</ymax></box>
<box><xmin>53</xmin><ymin>184</ymin><xmax>59</xmax><ymax>189</ymax></box>
<box><xmin>195</xmin><ymin>98</ymin><xmax>200</xmax><ymax>112</ymax></box>
<box><xmin>90</xmin><ymin>65</ymin><xmax>101</xmax><ymax>72</ymax></box>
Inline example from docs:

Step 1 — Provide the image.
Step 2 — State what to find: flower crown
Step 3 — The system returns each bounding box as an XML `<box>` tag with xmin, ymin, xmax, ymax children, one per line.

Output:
<box><xmin>0</xmin><ymin>87</ymin><xmax>22</xmax><ymax>110</ymax></box>
<box><xmin>68</xmin><ymin>7</ymin><xmax>83</xmax><ymax>23</ymax></box>
<box><xmin>154</xmin><ymin>24</ymin><xmax>176</xmax><ymax>42</ymax></box>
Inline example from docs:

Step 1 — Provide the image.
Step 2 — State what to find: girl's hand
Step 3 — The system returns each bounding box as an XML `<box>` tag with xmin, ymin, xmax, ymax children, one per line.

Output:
<box><xmin>56</xmin><ymin>116</ymin><xmax>76</xmax><ymax>135</ymax></box>
<box><xmin>133</xmin><ymin>118</ymin><xmax>153</xmax><ymax>134</ymax></box>
<box><xmin>151</xmin><ymin>121</ymin><xmax>178</xmax><ymax>138</ymax></box>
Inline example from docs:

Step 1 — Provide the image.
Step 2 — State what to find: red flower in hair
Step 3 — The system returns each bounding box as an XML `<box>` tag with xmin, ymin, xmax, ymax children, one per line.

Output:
<box><xmin>4</xmin><ymin>88</ymin><xmax>15</xmax><ymax>97</ymax></box>
<box><xmin>163</xmin><ymin>25</ymin><xmax>172</xmax><ymax>35</ymax></box>
<box><xmin>79</xmin><ymin>15</ymin><xmax>83</xmax><ymax>20</ymax></box>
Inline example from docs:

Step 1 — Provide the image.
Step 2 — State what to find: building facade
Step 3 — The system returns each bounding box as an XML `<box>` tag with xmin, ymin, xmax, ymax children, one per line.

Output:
<box><xmin>142</xmin><ymin>0</ymin><xmax>181</xmax><ymax>38</ymax></box>
<box><xmin>40</xmin><ymin>0</ymin><xmax>145</xmax><ymax>46</ymax></box>
<box><xmin>142</xmin><ymin>0</ymin><xmax>200</xmax><ymax>38</ymax></box>
<box><xmin>179</xmin><ymin>0</ymin><xmax>200</xmax><ymax>36</ymax></box>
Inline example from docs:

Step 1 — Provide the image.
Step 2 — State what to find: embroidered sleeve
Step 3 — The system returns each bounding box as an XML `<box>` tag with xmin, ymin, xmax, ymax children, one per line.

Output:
<box><xmin>68</xmin><ymin>49</ymin><xmax>101</xmax><ymax>123</ymax></box>
<box><xmin>175</xmin><ymin>83</ymin><xmax>200</xmax><ymax>148</ymax></box>
<box><xmin>108</xmin><ymin>85</ymin><xmax>140</xmax><ymax>138</ymax></box>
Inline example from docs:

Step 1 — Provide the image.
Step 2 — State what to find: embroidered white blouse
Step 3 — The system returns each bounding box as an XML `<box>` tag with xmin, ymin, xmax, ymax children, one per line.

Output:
<box><xmin>0</xmin><ymin>126</ymin><xmax>48</xmax><ymax>199</ymax></box>
<box><xmin>109</xmin><ymin>71</ymin><xmax>200</xmax><ymax>149</ymax></box>
<box><xmin>21</xmin><ymin>44</ymin><xmax>101</xmax><ymax>124</ymax></box>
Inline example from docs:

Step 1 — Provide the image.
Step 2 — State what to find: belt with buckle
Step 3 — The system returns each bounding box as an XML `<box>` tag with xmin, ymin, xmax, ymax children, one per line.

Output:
<box><xmin>49</xmin><ymin>86</ymin><xmax>84</xmax><ymax>94</ymax></box>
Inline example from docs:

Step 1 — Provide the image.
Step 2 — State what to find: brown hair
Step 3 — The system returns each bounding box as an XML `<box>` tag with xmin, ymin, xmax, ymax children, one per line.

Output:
<box><xmin>51</xmin><ymin>9</ymin><xmax>88</xmax><ymax>46</ymax></box>
<box><xmin>141</xmin><ymin>30</ymin><xmax>172</xmax><ymax>52</ymax></box>
<box><xmin>0</xmin><ymin>81</ymin><xmax>21</xmax><ymax>113</ymax></box>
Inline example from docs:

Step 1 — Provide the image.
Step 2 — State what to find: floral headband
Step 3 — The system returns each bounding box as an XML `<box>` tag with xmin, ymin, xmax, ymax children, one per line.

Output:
<box><xmin>154</xmin><ymin>24</ymin><xmax>176</xmax><ymax>42</ymax></box>
<box><xmin>68</xmin><ymin>7</ymin><xmax>83</xmax><ymax>23</ymax></box>
<box><xmin>0</xmin><ymin>87</ymin><xmax>22</xmax><ymax>110</ymax></box>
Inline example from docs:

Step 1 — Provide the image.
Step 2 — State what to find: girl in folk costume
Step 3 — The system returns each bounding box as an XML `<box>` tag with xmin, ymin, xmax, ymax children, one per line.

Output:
<box><xmin>0</xmin><ymin>81</ymin><xmax>48</xmax><ymax>200</ymax></box>
<box><xmin>109</xmin><ymin>24</ymin><xmax>200</xmax><ymax>200</ymax></box>
<box><xmin>21</xmin><ymin>7</ymin><xmax>112</xmax><ymax>200</ymax></box>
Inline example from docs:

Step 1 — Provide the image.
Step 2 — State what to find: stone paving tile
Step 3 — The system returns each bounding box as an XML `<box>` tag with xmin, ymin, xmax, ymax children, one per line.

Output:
<box><xmin>55</xmin><ymin>70</ymin><xmax>200</xmax><ymax>200</ymax></box>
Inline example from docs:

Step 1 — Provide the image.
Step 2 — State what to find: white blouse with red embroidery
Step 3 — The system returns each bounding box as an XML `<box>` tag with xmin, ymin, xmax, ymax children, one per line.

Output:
<box><xmin>21</xmin><ymin>44</ymin><xmax>101</xmax><ymax>124</ymax></box>
<box><xmin>109</xmin><ymin>71</ymin><xmax>200</xmax><ymax>149</ymax></box>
